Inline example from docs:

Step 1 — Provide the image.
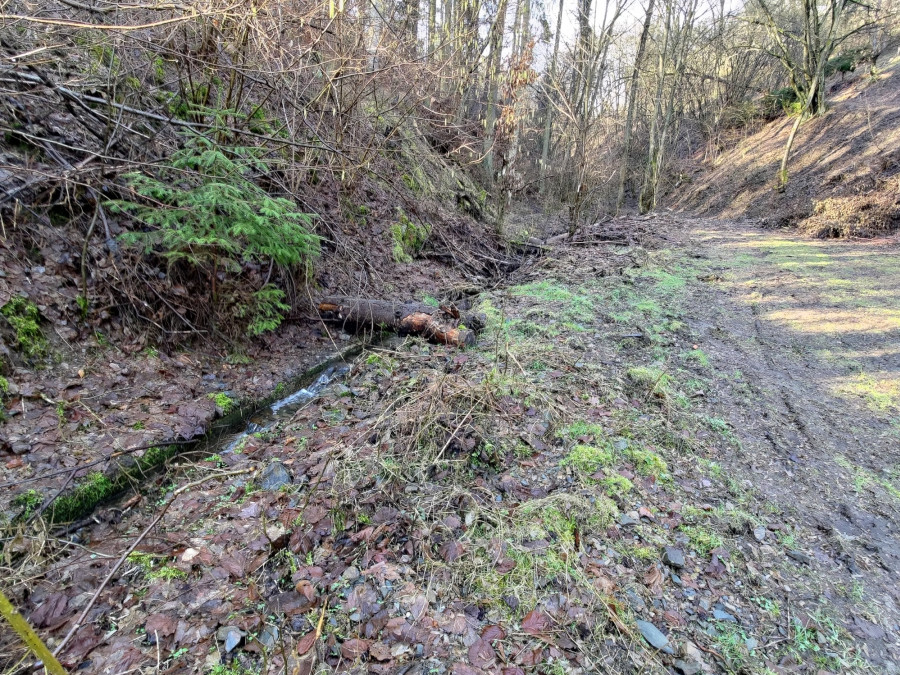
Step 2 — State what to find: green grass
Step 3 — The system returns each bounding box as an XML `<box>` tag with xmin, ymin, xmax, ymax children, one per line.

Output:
<box><xmin>679</xmin><ymin>525</ymin><xmax>724</xmax><ymax>555</ymax></box>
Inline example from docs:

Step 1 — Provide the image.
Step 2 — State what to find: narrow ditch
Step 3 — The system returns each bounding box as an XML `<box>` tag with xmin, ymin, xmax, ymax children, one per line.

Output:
<box><xmin>41</xmin><ymin>343</ymin><xmax>364</xmax><ymax>526</ymax></box>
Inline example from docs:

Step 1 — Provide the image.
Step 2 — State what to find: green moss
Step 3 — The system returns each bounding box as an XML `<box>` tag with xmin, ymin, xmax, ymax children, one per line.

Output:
<box><xmin>152</xmin><ymin>55</ymin><xmax>166</xmax><ymax>82</ymax></box>
<box><xmin>562</xmin><ymin>444</ymin><xmax>614</xmax><ymax>473</ymax></box>
<box><xmin>624</xmin><ymin>446</ymin><xmax>668</xmax><ymax>477</ymax></box>
<box><xmin>208</xmin><ymin>391</ymin><xmax>235</xmax><ymax>414</ymax></box>
<box><xmin>2</xmin><ymin>297</ymin><xmax>47</xmax><ymax>358</ymax></box>
<box><xmin>11</xmin><ymin>489</ymin><xmax>43</xmax><ymax>518</ymax></box>
<box><xmin>47</xmin><ymin>444</ymin><xmax>179</xmax><ymax>523</ymax></box>
<box><xmin>602</xmin><ymin>474</ymin><xmax>633</xmax><ymax>497</ymax></box>
<box><xmin>128</xmin><ymin>551</ymin><xmax>187</xmax><ymax>581</ymax></box>
<box><xmin>0</xmin><ymin>376</ymin><xmax>8</xmax><ymax>397</ymax></box>
<box><xmin>49</xmin><ymin>472</ymin><xmax>115</xmax><ymax>522</ymax></box>
<box><xmin>557</xmin><ymin>420</ymin><xmax>605</xmax><ymax>440</ymax></box>
<box><xmin>627</xmin><ymin>545</ymin><xmax>657</xmax><ymax>561</ymax></box>
<box><xmin>390</xmin><ymin>212</ymin><xmax>430</xmax><ymax>263</ymax></box>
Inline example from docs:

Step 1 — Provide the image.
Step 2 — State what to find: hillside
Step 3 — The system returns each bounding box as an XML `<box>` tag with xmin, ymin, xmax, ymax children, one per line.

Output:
<box><xmin>675</xmin><ymin>58</ymin><xmax>900</xmax><ymax>238</ymax></box>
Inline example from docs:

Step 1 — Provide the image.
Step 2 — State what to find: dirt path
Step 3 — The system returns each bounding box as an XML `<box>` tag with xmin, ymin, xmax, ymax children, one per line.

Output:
<box><xmin>665</xmin><ymin>215</ymin><xmax>900</xmax><ymax>668</ymax></box>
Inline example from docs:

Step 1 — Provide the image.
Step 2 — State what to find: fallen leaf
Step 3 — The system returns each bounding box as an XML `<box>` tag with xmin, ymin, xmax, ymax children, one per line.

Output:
<box><xmin>440</xmin><ymin>540</ymin><xmax>465</xmax><ymax>562</ymax></box>
<box><xmin>370</xmin><ymin>641</ymin><xmax>391</xmax><ymax>661</ymax></box>
<box><xmin>297</xmin><ymin>631</ymin><xmax>317</xmax><ymax>655</ymax></box>
<box><xmin>638</xmin><ymin>506</ymin><xmax>655</xmax><ymax>521</ymax></box>
<box><xmin>481</xmin><ymin>624</ymin><xmax>506</xmax><ymax>642</ymax></box>
<box><xmin>495</xmin><ymin>557</ymin><xmax>517</xmax><ymax>574</ymax></box>
<box><xmin>467</xmin><ymin>638</ymin><xmax>495</xmax><ymax>669</ymax></box>
<box><xmin>644</xmin><ymin>567</ymin><xmax>664</xmax><ymax>595</ymax></box>
<box><xmin>145</xmin><ymin>613</ymin><xmax>177</xmax><ymax>637</ymax></box>
<box><xmin>29</xmin><ymin>594</ymin><xmax>68</xmax><ymax>628</ymax></box>
<box><xmin>295</xmin><ymin>579</ymin><xmax>316</xmax><ymax>601</ymax></box>
<box><xmin>521</xmin><ymin>610</ymin><xmax>551</xmax><ymax>636</ymax></box>
<box><xmin>706</xmin><ymin>554</ymin><xmax>727</xmax><ymax>578</ymax></box>
<box><xmin>341</xmin><ymin>638</ymin><xmax>369</xmax><ymax>659</ymax></box>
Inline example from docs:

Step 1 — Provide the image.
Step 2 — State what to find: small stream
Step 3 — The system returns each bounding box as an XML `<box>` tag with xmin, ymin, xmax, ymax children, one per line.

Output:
<box><xmin>217</xmin><ymin>363</ymin><xmax>351</xmax><ymax>456</ymax></box>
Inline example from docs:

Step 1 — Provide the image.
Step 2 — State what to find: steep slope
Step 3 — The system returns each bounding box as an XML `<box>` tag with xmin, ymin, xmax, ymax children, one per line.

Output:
<box><xmin>675</xmin><ymin>58</ymin><xmax>900</xmax><ymax>237</ymax></box>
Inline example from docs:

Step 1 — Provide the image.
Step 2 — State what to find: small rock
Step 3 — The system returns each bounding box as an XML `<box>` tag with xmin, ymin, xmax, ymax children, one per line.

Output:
<box><xmin>636</xmin><ymin>620</ymin><xmax>674</xmax><ymax>654</ymax></box>
<box><xmin>257</xmin><ymin>625</ymin><xmax>278</xmax><ymax>650</ymax></box>
<box><xmin>713</xmin><ymin>608</ymin><xmax>736</xmax><ymax>622</ymax></box>
<box><xmin>674</xmin><ymin>658</ymin><xmax>702</xmax><ymax>675</ymax></box>
<box><xmin>745</xmin><ymin>637</ymin><xmax>758</xmax><ymax>650</ymax></box>
<box><xmin>11</xmin><ymin>442</ymin><xmax>31</xmax><ymax>455</ymax></box>
<box><xmin>625</xmin><ymin>589</ymin><xmax>647</xmax><ymax>612</ymax></box>
<box><xmin>216</xmin><ymin>626</ymin><xmax>244</xmax><ymax>653</ymax></box>
<box><xmin>663</xmin><ymin>546</ymin><xmax>685</xmax><ymax>569</ymax></box>
<box><xmin>343</xmin><ymin>566</ymin><xmax>360</xmax><ymax>581</ymax></box>
<box><xmin>753</xmin><ymin>526</ymin><xmax>767</xmax><ymax>542</ymax></box>
<box><xmin>258</xmin><ymin>461</ymin><xmax>292</xmax><ymax>490</ymax></box>
<box><xmin>787</xmin><ymin>550</ymin><xmax>812</xmax><ymax>565</ymax></box>
<box><xmin>620</xmin><ymin>512</ymin><xmax>640</xmax><ymax>527</ymax></box>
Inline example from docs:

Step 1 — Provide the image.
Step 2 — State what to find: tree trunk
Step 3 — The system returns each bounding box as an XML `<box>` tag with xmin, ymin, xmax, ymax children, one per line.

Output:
<box><xmin>615</xmin><ymin>0</ymin><xmax>655</xmax><ymax>213</ymax></box>
<box><xmin>317</xmin><ymin>297</ymin><xmax>483</xmax><ymax>347</ymax></box>
<box><xmin>539</xmin><ymin>0</ymin><xmax>566</xmax><ymax>197</ymax></box>
<box><xmin>482</xmin><ymin>0</ymin><xmax>510</xmax><ymax>182</ymax></box>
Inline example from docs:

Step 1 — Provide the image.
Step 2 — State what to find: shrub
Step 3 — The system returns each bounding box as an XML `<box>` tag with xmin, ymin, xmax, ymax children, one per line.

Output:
<box><xmin>761</xmin><ymin>87</ymin><xmax>800</xmax><ymax>118</ymax></box>
<box><xmin>108</xmin><ymin>132</ymin><xmax>319</xmax><ymax>336</ymax></box>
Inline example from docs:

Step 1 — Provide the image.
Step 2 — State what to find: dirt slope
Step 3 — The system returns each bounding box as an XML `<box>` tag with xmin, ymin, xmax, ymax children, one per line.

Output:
<box><xmin>675</xmin><ymin>59</ymin><xmax>900</xmax><ymax>237</ymax></box>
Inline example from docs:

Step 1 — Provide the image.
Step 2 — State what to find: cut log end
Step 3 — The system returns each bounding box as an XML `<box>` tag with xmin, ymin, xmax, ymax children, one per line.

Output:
<box><xmin>317</xmin><ymin>298</ymin><xmax>476</xmax><ymax>348</ymax></box>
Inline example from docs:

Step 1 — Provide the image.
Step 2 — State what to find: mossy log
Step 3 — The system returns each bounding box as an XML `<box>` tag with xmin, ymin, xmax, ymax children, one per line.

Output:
<box><xmin>317</xmin><ymin>296</ymin><xmax>483</xmax><ymax>347</ymax></box>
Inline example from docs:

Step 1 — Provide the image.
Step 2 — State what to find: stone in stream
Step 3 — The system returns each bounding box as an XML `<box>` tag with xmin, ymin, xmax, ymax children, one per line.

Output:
<box><xmin>663</xmin><ymin>546</ymin><xmax>685</xmax><ymax>569</ymax></box>
<box><xmin>258</xmin><ymin>461</ymin><xmax>292</xmax><ymax>490</ymax></box>
<box><xmin>635</xmin><ymin>620</ymin><xmax>674</xmax><ymax>654</ymax></box>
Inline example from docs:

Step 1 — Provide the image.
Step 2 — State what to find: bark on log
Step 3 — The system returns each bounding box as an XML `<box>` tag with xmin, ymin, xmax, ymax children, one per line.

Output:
<box><xmin>317</xmin><ymin>297</ymin><xmax>483</xmax><ymax>347</ymax></box>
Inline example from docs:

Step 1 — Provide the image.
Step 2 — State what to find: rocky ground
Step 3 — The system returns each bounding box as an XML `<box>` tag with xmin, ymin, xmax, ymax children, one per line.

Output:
<box><xmin>2</xmin><ymin>215</ymin><xmax>899</xmax><ymax>674</ymax></box>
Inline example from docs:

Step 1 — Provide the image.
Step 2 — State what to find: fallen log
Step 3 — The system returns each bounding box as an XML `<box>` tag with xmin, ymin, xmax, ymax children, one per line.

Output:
<box><xmin>317</xmin><ymin>297</ymin><xmax>484</xmax><ymax>347</ymax></box>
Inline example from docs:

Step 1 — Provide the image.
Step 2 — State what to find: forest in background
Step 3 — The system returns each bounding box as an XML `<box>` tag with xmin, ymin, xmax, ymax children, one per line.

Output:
<box><xmin>0</xmin><ymin>0</ymin><xmax>897</xmax><ymax>344</ymax></box>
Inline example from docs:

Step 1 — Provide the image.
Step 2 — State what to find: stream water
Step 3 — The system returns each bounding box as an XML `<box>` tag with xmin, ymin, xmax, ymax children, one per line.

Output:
<box><xmin>218</xmin><ymin>363</ymin><xmax>351</xmax><ymax>456</ymax></box>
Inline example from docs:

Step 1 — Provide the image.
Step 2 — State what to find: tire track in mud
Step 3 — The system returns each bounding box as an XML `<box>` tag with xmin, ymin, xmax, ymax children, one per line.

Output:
<box><xmin>672</xmin><ymin>218</ymin><xmax>900</xmax><ymax>668</ymax></box>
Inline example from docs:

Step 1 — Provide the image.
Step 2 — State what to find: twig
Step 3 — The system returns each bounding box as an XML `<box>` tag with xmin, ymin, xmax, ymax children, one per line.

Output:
<box><xmin>51</xmin><ymin>467</ymin><xmax>254</xmax><ymax>660</ymax></box>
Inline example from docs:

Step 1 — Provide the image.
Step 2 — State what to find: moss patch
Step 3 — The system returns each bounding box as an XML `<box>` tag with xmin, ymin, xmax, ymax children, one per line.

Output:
<box><xmin>390</xmin><ymin>212</ymin><xmax>431</xmax><ymax>263</ymax></box>
<box><xmin>1</xmin><ymin>296</ymin><xmax>47</xmax><ymax>358</ymax></box>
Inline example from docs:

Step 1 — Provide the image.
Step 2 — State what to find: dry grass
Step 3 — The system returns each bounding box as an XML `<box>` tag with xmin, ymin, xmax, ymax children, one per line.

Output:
<box><xmin>800</xmin><ymin>190</ymin><xmax>900</xmax><ymax>238</ymax></box>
